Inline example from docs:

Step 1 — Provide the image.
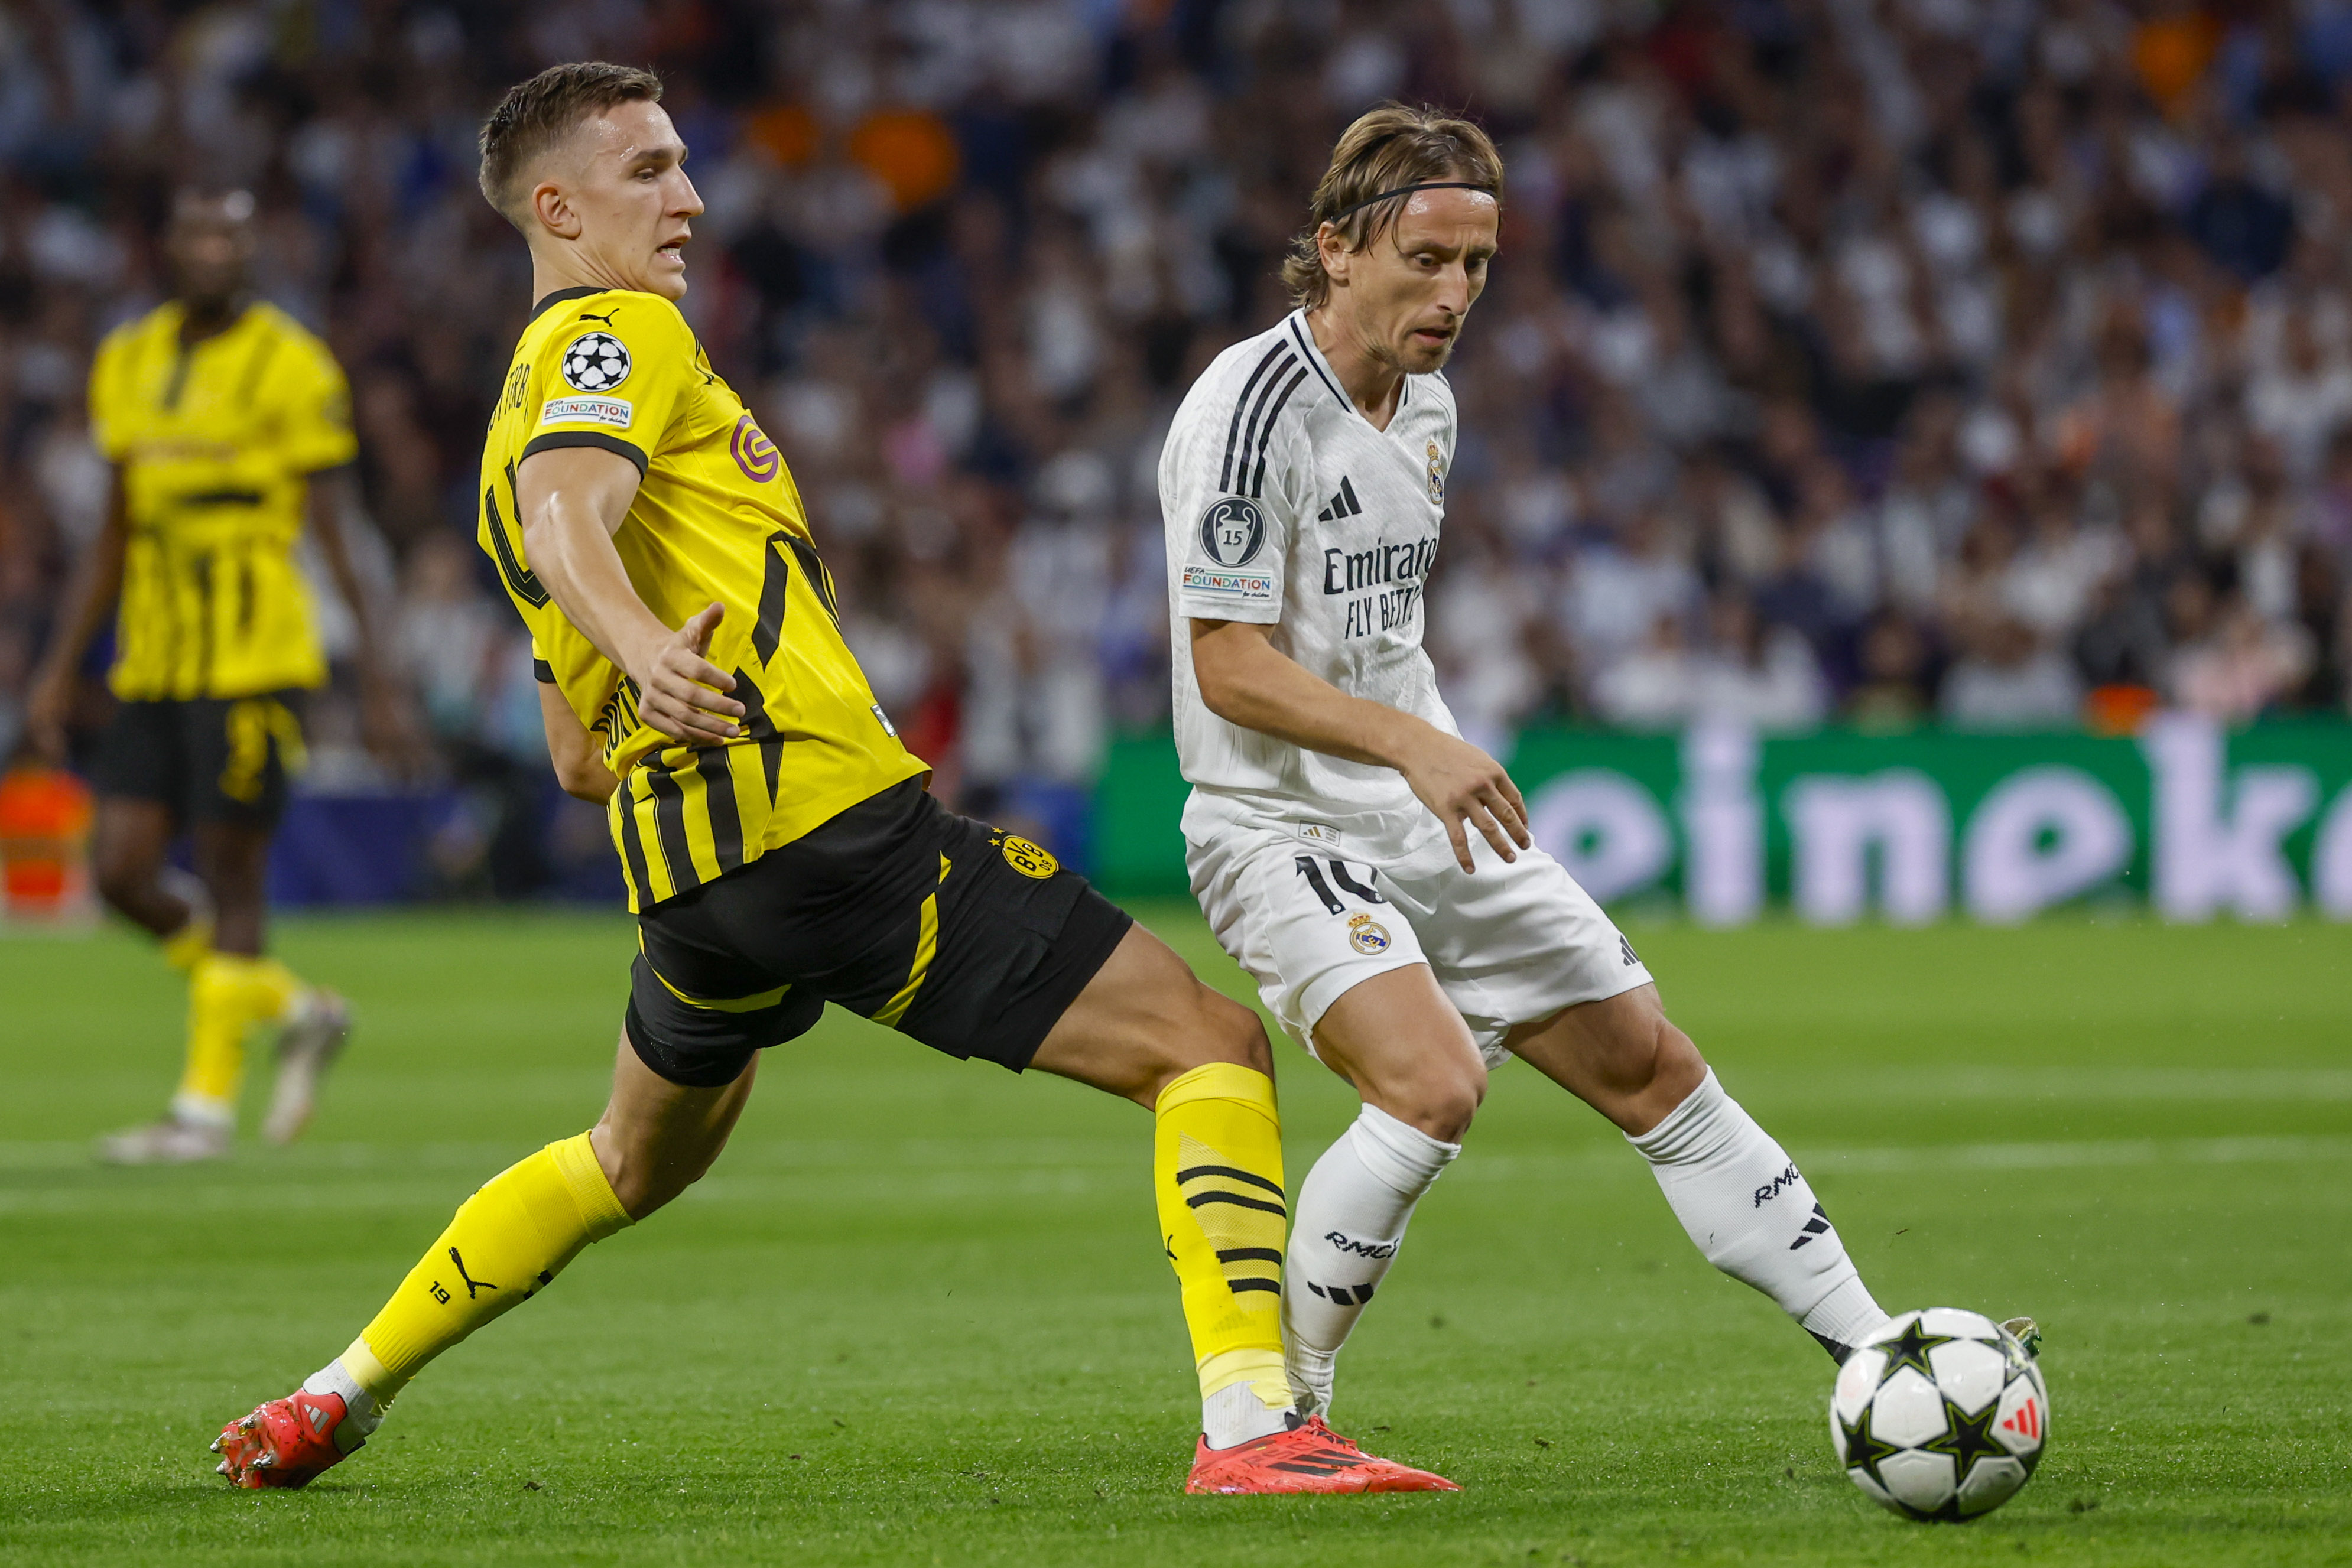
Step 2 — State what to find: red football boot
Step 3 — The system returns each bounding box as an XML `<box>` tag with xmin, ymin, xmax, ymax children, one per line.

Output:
<box><xmin>211</xmin><ymin>1389</ymin><xmax>359</xmax><ymax>1489</ymax></box>
<box><xmin>1185</xmin><ymin>1416</ymin><xmax>1458</xmax><ymax>1494</ymax></box>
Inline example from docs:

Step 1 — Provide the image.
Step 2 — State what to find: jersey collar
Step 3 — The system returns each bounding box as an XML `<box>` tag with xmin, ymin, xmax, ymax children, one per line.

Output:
<box><xmin>1284</xmin><ymin>309</ymin><xmax>1414</xmax><ymax>424</ymax></box>
<box><xmin>530</xmin><ymin>284</ymin><xmax>607</xmax><ymax>323</ymax></box>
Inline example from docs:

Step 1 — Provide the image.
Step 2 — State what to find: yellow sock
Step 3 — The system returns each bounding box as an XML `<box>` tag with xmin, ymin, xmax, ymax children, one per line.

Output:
<box><xmin>353</xmin><ymin>1133</ymin><xmax>632</xmax><ymax>1402</ymax></box>
<box><xmin>173</xmin><ymin>953</ymin><xmax>301</xmax><ymax>1123</ymax></box>
<box><xmin>161</xmin><ymin>915</ymin><xmax>213</xmax><ymax>974</ymax></box>
<box><xmin>1155</xmin><ymin>1063</ymin><xmax>1294</xmax><ymax>1410</ymax></box>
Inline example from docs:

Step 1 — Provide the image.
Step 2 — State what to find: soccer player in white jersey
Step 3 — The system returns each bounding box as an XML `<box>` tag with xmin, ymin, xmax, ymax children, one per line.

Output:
<box><xmin>1158</xmin><ymin>106</ymin><xmax>1970</xmax><ymax>1451</ymax></box>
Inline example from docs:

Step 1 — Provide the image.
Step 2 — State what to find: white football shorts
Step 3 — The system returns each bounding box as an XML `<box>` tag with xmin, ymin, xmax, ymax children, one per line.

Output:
<box><xmin>1184</xmin><ymin>806</ymin><xmax>1656</xmax><ymax>1068</ymax></box>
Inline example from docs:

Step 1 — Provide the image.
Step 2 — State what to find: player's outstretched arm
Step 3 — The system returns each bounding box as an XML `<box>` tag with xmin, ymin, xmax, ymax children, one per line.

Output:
<box><xmin>1190</xmin><ymin>616</ymin><xmax>1528</xmax><ymax>873</ymax></box>
<box><xmin>515</xmin><ymin>444</ymin><xmax>744</xmax><ymax>744</ymax></box>
<box><xmin>25</xmin><ymin>466</ymin><xmax>130</xmax><ymax>761</ymax></box>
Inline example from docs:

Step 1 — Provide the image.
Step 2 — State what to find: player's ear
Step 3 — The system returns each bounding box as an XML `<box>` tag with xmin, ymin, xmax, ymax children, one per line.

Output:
<box><xmin>533</xmin><ymin>178</ymin><xmax>581</xmax><ymax>241</ymax></box>
<box><xmin>1317</xmin><ymin>220</ymin><xmax>1351</xmax><ymax>288</ymax></box>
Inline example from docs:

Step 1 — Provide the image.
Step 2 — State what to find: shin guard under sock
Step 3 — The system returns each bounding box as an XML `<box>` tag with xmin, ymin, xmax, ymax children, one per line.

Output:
<box><xmin>1154</xmin><ymin>1063</ymin><xmax>1297</xmax><ymax>1447</ymax></box>
<box><xmin>1627</xmin><ymin>1071</ymin><xmax>1888</xmax><ymax>1355</ymax></box>
<box><xmin>1281</xmin><ymin>1104</ymin><xmax>1458</xmax><ymax>1417</ymax></box>
<box><xmin>350</xmin><ymin>1132</ymin><xmax>632</xmax><ymax>1404</ymax></box>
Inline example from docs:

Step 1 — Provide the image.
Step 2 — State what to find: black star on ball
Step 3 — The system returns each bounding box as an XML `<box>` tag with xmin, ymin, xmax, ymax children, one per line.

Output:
<box><xmin>1921</xmin><ymin>1393</ymin><xmax>2009</xmax><ymax>1491</ymax></box>
<box><xmin>1838</xmin><ymin>1403</ymin><xmax>1902</xmax><ymax>1488</ymax></box>
<box><xmin>1874</xmin><ymin>1318</ymin><xmax>1957</xmax><ymax>1386</ymax></box>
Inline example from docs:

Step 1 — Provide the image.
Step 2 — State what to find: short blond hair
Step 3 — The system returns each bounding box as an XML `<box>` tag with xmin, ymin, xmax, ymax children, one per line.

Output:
<box><xmin>1282</xmin><ymin>104</ymin><xmax>1504</xmax><ymax>310</ymax></box>
<box><xmin>478</xmin><ymin>61</ymin><xmax>664</xmax><ymax>227</ymax></box>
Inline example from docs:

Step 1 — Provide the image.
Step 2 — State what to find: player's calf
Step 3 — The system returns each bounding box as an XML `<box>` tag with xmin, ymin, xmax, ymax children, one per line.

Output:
<box><xmin>1519</xmin><ymin>994</ymin><xmax>1888</xmax><ymax>1359</ymax></box>
<box><xmin>1509</xmin><ymin>984</ymin><xmax>1705</xmax><ymax>1137</ymax></box>
<box><xmin>592</xmin><ymin>1032</ymin><xmax>761</xmax><ymax>1218</ymax></box>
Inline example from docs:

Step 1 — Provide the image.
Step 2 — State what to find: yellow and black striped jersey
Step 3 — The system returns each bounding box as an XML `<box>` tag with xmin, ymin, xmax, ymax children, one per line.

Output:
<box><xmin>479</xmin><ymin>285</ymin><xmax>924</xmax><ymax>912</ymax></box>
<box><xmin>87</xmin><ymin>300</ymin><xmax>356</xmax><ymax>700</ymax></box>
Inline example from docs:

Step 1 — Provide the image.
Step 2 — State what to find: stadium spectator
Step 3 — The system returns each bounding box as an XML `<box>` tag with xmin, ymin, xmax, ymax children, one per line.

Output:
<box><xmin>5</xmin><ymin>0</ymin><xmax>2352</xmax><ymax>853</ymax></box>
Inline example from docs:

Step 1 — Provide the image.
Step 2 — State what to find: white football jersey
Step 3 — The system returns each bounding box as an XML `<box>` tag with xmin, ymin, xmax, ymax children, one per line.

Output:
<box><xmin>1161</xmin><ymin>310</ymin><xmax>1461</xmax><ymax>847</ymax></box>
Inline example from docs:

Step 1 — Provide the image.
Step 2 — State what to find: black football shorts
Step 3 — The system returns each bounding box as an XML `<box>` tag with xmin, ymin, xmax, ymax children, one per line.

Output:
<box><xmin>90</xmin><ymin>692</ymin><xmax>305</xmax><ymax>829</ymax></box>
<box><xmin>626</xmin><ymin>777</ymin><xmax>1134</xmax><ymax>1087</ymax></box>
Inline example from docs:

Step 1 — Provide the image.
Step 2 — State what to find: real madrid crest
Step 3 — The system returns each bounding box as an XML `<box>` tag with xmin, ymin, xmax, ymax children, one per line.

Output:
<box><xmin>1346</xmin><ymin>911</ymin><xmax>1391</xmax><ymax>955</ymax></box>
<box><xmin>1425</xmin><ymin>439</ymin><xmax>1445</xmax><ymax>503</ymax></box>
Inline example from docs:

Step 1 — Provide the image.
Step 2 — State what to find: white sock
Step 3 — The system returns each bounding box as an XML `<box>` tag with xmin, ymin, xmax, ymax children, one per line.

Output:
<box><xmin>1282</xmin><ymin>1104</ymin><xmax>1460</xmax><ymax>1417</ymax></box>
<box><xmin>303</xmin><ymin>1359</ymin><xmax>384</xmax><ymax>1453</ymax></box>
<box><xmin>1627</xmin><ymin>1071</ymin><xmax>1889</xmax><ymax>1355</ymax></box>
<box><xmin>170</xmin><ymin>1093</ymin><xmax>235</xmax><ymax>1130</ymax></box>
<box><xmin>1200</xmin><ymin>1380</ymin><xmax>1295</xmax><ymax>1449</ymax></box>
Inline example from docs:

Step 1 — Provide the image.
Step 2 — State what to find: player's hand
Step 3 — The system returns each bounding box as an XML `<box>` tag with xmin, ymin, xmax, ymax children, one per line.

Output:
<box><xmin>1395</xmin><ymin>724</ymin><xmax>1529</xmax><ymax>873</ymax></box>
<box><xmin>629</xmin><ymin>603</ymin><xmax>744</xmax><ymax>744</ymax></box>
<box><xmin>24</xmin><ymin>661</ymin><xmax>77</xmax><ymax>764</ymax></box>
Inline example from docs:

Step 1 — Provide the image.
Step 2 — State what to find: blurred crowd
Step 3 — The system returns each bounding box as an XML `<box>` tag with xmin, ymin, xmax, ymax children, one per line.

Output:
<box><xmin>5</xmin><ymin>0</ymin><xmax>2352</xmax><ymax>884</ymax></box>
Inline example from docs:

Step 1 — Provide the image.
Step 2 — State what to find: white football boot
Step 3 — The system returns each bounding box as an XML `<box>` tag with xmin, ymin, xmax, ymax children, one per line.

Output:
<box><xmin>96</xmin><ymin>1115</ymin><xmax>232</xmax><ymax>1164</ymax></box>
<box><xmin>262</xmin><ymin>989</ymin><xmax>352</xmax><ymax>1146</ymax></box>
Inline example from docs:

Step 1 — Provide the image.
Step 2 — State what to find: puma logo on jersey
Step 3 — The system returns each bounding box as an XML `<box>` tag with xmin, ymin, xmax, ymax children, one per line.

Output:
<box><xmin>1316</xmin><ymin>476</ymin><xmax>1363</xmax><ymax>521</ymax></box>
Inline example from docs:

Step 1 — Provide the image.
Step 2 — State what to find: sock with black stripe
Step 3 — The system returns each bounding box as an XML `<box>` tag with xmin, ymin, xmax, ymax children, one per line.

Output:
<box><xmin>1627</xmin><ymin>1071</ymin><xmax>1888</xmax><ymax>1356</ymax></box>
<box><xmin>1281</xmin><ymin>1104</ymin><xmax>1457</xmax><ymax>1419</ymax></box>
<box><xmin>1154</xmin><ymin>1063</ymin><xmax>1300</xmax><ymax>1449</ymax></box>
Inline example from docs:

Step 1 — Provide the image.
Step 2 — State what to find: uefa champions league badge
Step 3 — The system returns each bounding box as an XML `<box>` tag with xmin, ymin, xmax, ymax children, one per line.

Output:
<box><xmin>1425</xmin><ymin>438</ymin><xmax>1445</xmax><ymax>503</ymax></box>
<box><xmin>561</xmin><ymin>331</ymin><xmax>631</xmax><ymax>392</ymax></box>
<box><xmin>1346</xmin><ymin>912</ymin><xmax>1391</xmax><ymax>954</ymax></box>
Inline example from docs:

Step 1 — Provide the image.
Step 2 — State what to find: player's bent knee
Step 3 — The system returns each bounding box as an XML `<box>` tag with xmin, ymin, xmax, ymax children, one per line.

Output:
<box><xmin>1198</xmin><ymin>987</ymin><xmax>1274</xmax><ymax>1075</ymax></box>
<box><xmin>1385</xmin><ymin>1059</ymin><xmax>1484</xmax><ymax>1143</ymax></box>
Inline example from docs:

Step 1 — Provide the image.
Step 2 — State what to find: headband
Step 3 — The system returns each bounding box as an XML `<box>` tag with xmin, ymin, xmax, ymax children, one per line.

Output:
<box><xmin>1326</xmin><ymin>180</ymin><xmax>1498</xmax><ymax>222</ymax></box>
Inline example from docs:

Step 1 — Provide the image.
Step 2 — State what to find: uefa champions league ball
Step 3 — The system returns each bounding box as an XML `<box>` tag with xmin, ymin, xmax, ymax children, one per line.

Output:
<box><xmin>1830</xmin><ymin>1308</ymin><xmax>2049</xmax><ymax>1521</ymax></box>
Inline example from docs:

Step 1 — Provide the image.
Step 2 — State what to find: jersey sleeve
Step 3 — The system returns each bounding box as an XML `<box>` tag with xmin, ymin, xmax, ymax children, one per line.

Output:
<box><xmin>1161</xmin><ymin>360</ymin><xmax>1310</xmax><ymax>626</ymax></box>
<box><xmin>271</xmin><ymin>331</ymin><xmax>359</xmax><ymax>474</ymax></box>
<box><xmin>519</xmin><ymin>296</ymin><xmax>697</xmax><ymax>477</ymax></box>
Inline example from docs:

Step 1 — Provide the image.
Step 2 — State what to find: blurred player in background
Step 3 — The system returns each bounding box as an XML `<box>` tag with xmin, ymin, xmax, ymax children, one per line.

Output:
<box><xmin>209</xmin><ymin>64</ymin><xmax>1450</xmax><ymax>1497</ymax></box>
<box><xmin>27</xmin><ymin>190</ymin><xmax>408</xmax><ymax>1164</ymax></box>
<box><xmin>1164</xmin><ymin>107</ymin><xmax>1976</xmax><ymax>1418</ymax></box>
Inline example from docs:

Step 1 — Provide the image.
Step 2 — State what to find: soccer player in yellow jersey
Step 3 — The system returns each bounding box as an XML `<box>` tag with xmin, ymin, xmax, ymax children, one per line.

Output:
<box><xmin>27</xmin><ymin>190</ymin><xmax>407</xmax><ymax>1164</ymax></box>
<box><xmin>207</xmin><ymin>63</ymin><xmax>1450</xmax><ymax>1495</ymax></box>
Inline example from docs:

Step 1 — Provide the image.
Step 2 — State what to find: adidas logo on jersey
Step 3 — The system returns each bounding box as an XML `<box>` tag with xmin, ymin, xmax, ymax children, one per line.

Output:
<box><xmin>1316</xmin><ymin>476</ymin><xmax>1363</xmax><ymax>522</ymax></box>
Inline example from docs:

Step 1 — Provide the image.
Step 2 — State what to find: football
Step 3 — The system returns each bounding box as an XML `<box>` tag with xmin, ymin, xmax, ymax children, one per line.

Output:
<box><xmin>1829</xmin><ymin>1309</ymin><xmax>2049</xmax><ymax>1521</ymax></box>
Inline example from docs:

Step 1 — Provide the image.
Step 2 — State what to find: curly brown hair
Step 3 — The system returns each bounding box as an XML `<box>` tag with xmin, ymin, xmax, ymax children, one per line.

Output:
<box><xmin>1281</xmin><ymin>104</ymin><xmax>1504</xmax><ymax>311</ymax></box>
<box><xmin>477</xmin><ymin>61</ymin><xmax>665</xmax><ymax>228</ymax></box>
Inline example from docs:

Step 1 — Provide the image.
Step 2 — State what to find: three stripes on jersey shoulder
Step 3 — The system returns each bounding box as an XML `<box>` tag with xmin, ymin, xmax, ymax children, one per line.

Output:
<box><xmin>1219</xmin><ymin>340</ymin><xmax>1312</xmax><ymax>500</ymax></box>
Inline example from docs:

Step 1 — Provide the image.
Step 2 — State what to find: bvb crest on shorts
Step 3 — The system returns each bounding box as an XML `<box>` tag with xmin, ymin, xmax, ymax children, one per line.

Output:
<box><xmin>1346</xmin><ymin>911</ymin><xmax>1391</xmax><ymax>955</ymax></box>
<box><xmin>998</xmin><ymin>834</ymin><xmax>1060</xmax><ymax>879</ymax></box>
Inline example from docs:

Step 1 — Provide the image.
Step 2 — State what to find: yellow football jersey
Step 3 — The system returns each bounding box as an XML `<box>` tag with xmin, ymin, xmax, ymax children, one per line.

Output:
<box><xmin>479</xmin><ymin>286</ymin><xmax>925</xmax><ymax>912</ymax></box>
<box><xmin>87</xmin><ymin>301</ymin><xmax>357</xmax><ymax>700</ymax></box>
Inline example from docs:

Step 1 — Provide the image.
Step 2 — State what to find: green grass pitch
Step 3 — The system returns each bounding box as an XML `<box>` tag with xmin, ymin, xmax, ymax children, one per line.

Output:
<box><xmin>1</xmin><ymin>905</ymin><xmax>2347</xmax><ymax>1567</ymax></box>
